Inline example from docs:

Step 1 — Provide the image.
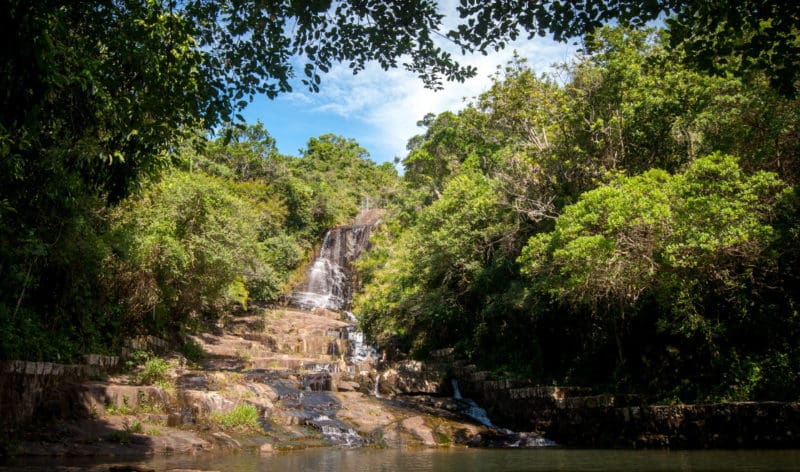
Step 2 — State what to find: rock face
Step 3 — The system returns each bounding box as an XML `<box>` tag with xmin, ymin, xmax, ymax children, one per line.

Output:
<box><xmin>378</xmin><ymin>361</ymin><xmax>449</xmax><ymax>396</ymax></box>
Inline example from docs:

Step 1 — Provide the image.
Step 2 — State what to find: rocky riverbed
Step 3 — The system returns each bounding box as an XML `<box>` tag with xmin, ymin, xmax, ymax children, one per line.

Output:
<box><xmin>0</xmin><ymin>306</ymin><xmax>520</xmax><ymax>463</ymax></box>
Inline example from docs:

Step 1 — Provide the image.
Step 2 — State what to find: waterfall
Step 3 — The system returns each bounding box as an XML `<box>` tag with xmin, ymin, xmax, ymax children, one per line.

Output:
<box><xmin>451</xmin><ymin>378</ymin><xmax>463</xmax><ymax>400</ymax></box>
<box><xmin>290</xmin><ymin>224</ymin><xmax>374</xmax><ymax>311</ymax></box>
<box><xmin>289</xmin><ymin>217</ymin><xmax>380</xmax><ymax>370</ymax></box>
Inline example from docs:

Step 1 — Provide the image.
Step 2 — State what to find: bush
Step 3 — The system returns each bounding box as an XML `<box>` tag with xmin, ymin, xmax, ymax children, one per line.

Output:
<box><xmin>133</xmin><ymin>357</ymin><xmax>172</xmax><ymax>386</ymax></box>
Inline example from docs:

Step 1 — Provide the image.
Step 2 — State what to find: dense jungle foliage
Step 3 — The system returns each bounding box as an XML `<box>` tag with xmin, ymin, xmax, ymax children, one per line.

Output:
<box><xmin>355</xmin><ymin>28</ymin><xmax>800</xmax><ymax>403</ymax></box>
<box><xmin>2</xmin><ymin>0</ymin><xmax>798</xmax><ymax>403</ymax></box>
<box><xmin>0</xmin><ymin>123</ymin><xmax>398</xmax><ymax>360</ymax></box>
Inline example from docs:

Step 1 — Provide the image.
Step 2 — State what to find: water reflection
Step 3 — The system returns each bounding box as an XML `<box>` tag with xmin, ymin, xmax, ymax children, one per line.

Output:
<box><xmin>104</xmin><ymin>448</ymin><xmax>800</xmax><ymax>472</ymax></box>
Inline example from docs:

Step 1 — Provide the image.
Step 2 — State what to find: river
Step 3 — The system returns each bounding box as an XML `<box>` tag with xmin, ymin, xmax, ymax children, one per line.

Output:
<box><xmin>8</xmin><ymin>448</ymin><xmax>800</xmax><ymax>471</ymax></box>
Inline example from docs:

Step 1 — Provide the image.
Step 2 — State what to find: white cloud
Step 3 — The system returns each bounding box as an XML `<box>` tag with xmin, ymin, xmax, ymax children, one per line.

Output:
<box><xmin>310</xmin><ymin>37</ymin><xmax>575</xmax><ymax>162</ymax></box>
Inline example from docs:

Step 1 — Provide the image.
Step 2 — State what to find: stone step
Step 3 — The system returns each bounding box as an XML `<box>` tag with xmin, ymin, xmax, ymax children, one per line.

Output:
<box><xmin>72</xmin><ymin>382</ymin><xmax>170</xmax><ymax>417</ymax></box>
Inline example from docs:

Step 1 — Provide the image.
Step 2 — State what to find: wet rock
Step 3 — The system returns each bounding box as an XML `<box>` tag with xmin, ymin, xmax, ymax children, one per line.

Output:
<box><xmin>305</xmin><ymin>415</ymin><xmax>365</xmax><ymax>447</ymax></box>
<box><xmin>465</xmin><ymin>430</ymin><xmax>557</xmax><ymax>448</ymax></box>
<box><xmin>211</xmin><ymin>432</ymin><xmax>241</xmax><ymax>449</ymax></box>
<box><xmin>302</xmin><ymin>372</ymin><xmax>334</xmax><ymax>391</ymax></box>
<box><xmin>400</xmin><ymin>416</ymin><xmax>437</xmax><ymax>446</ymax></box>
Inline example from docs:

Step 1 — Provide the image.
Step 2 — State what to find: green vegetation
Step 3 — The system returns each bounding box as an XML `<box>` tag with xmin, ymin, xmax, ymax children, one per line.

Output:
<box><xmin>105</xmin><ymin>392</ymin><xmax>165</xmax><ymax>416</ymax></box>
<box><xmin>105</xmin><ymin>399</ymin><xmax>134</xmax><ymax>417</ymax></box>
<box><xmin>124</xmin><ymin>419</ymin><xmax>144</xmax><ymax>434</ymax></box>
<box><xmin>2</xmin><ymin>1</ymin><xmax>798</xmax><ymax>405</ymax></box>
<box><xmin>212</xmin><ymin>403</ymin><xmax>261</xmax><ymax>432</ymax></box>
<box><xmin>357</xmin><ymin>27</ymin><xmax>800</xmax><ymax>402</ymax></box>
<box><xmin>180</xmin><ymin>341</ymin><xmax>206</xmax><ymax>365</ymax></box>
<box><xmin>1</xmin><ymin>119</ymin><xmax>397</xmax><ymax>360</ymax></box>
<box><xmin>452</xmin><ymin>1</ymin><xmax>800</xmax><ymax>98</ymax></box>
<box><xmin>132</xmin><ymin>357</ymin><xmax>172</xmax><ymax>386</ymax></box>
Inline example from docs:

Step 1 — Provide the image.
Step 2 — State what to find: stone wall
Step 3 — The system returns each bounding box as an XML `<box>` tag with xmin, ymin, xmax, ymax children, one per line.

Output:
<box><xmin>0</xmin><ymin>361</ymin><xmax>98</xmax><ymax>431</ymax></box>
<box><xmin>376</xmin><ymin>356</ymin><xmax>800</xmax><ymax>449</ymax></box>
<box><xmin>457</xmin><ymin>374</ymin><xmax>800</xmax><ymax>449</ymax></box>
<box><xmin>543</xmin><ymin>401</ymin><xmax>800</xmax><ymax>448</ymax></box>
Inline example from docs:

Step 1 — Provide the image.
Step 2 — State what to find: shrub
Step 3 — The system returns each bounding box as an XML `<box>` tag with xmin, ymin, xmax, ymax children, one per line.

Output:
<box><xmin>180</xmin><ymin>340</ymin><xmax>206</xmax><ymax>364</ymax></box>
<box><xmin>133</xmin><ymin>357</ymin><xmax>171</xmax><ymax>385</ymax></box>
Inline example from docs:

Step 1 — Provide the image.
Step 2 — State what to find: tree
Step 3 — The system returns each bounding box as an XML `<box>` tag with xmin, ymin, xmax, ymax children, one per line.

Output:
<box><xmin>198</xmin><ymin>122</ymin><xmax>283</xmax><ymax>181</ymax></box>
<box><xmin>518</xmin><ymin>153</ymin><xmax>789</xmax><ymax>391</ymax></box>
<box><xmin>451</xmin><ymin>0</ymin><xmax>800</xmax><ymax>97</ymax></box>
<box><xmin>356</xmin><ymin>171</ymin><xmax>518</xmax><ymax>356</ymax></box>
<box><xmin>1</xmin><ymin>1</ymin><xmax>476</xmax><ymax>206</ymax></box>
<box><xmin>105</xmin><ymin>171</ymin><xmax>270</xmax><ymax>327</ymax></box>
<box><xmin>294</xmin><ymin>134</ymin><xmax>400</xmax><ymax>232</ymax></box>
<box><xmin>4</xmin><ymin>0</ymin><xmax>434</xmax><ymax>360</ymax></box>
<box><xmin>403</xmin><ymin>110</ymin><xmax>495</xmax><ymax>199</ymax></box>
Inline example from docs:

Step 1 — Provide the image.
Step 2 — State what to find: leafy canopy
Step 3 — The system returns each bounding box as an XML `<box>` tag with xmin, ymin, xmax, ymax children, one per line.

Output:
<box><xmin>451</xmin><ymin>0</ymin><xmax>800</xmax><ymax>96</ymax></box>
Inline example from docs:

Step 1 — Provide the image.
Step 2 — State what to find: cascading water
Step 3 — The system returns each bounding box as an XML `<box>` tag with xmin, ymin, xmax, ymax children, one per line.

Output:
<box><xmin>289</xmin><ymin>222</ymin><xmax>379</xmax><ymax>369</ymax></box>
<box><xmin>287</xmin><ymin>213</ymin><xmax>556</xmax><ymax>448</ymax></box>
<box><xmin>290</xmin><ymin>225</ymin><xmax>374</xmax><ymax>312</ymax></box>
<box><xmin>286</xmin><ymin>216</ymin><xmax>382</xmax><ymax>447</ymax></box>
<box><xmin>344</xmin><ymin>311</ymin><xmax>378</xmax><ymax>367</ymax></box>
<box><xmin>451</xmin><ymin>379</ymin><xmax>496</xmax><ymax>429</ymax></box>
<box><xmin>308</xmin><ymin>415</ymin><xmax>365</xmax><ymax>448</ymax></box>
<box><xmin>451</xmin><ymin>379</ymin><xmax>558</xmax><ymax>448</ymax></box>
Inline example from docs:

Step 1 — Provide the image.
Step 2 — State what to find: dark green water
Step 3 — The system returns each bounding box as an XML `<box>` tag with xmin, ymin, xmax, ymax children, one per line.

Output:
<box><xmin>15</xmin><ymin>448</ymin><xmax>800</xmax><ymax>471</ymax></box>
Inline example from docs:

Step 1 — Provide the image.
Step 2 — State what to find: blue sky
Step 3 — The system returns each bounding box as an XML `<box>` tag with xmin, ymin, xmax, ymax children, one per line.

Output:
<box><xmin>241</xmin><ymin>15</ymin><xmax>577</xmax><ymax>168</ymax></box>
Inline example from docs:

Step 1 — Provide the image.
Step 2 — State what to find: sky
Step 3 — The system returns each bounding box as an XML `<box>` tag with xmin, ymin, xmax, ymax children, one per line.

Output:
<box><xmin>241</xmin><ymin>12</ymin><xmax>578</xmax><ymax>168</ymax></box>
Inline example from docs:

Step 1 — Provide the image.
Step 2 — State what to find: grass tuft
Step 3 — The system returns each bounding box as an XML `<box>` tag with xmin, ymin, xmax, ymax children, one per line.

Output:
<box><xmin>212</xmin><ymin>403</ymin><xmax>260</xmax><ymax>431</ymax></box>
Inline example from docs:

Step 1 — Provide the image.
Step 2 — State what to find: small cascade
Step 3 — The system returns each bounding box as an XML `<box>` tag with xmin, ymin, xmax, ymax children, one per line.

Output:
<box><xmin>345</xmin><ymin>312</ymin><xmax>378</xmax><ymax>366</ymax></box>
<box><xmin>452</xmin><ymin>379</ymin><xmax>558</xmax><ymax>448</ymax></box>
<box><xmin>309</xmin><ymin>415</ymin><xmax>365</xmax><ymax>448</ymax></box>
<box><xmin>373</xmin><ymin>372</ymin><xmax>381</xmax><ymax>399</ymax></box>
<box><xmin>452</xmin><ymin>379</ymin><xmax>496</xmax><ymax>428</ymax></box>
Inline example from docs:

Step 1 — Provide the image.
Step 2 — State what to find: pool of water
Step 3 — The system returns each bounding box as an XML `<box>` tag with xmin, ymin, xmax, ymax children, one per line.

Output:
<box><xmin>12</xmin><ymin>447</ymin><xmax>800</xmax><ymax>471</ymax></box>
